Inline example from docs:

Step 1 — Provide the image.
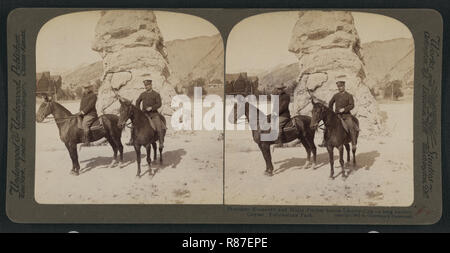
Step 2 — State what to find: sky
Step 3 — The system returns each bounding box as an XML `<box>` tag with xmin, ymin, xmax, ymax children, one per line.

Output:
<box><xmin>36</xmin><ymin>10</ymin><xmax>220</xmax><ymax>74</ymax></box>
<box><xmin>36</xmin><ymin>10</ymin><xmax>413</xmax><ymax>75</ymax></box>
<box><xmin>226</xmin><ymin>11</ymin><xmax>413</xmax><ymax>73</ymax></box>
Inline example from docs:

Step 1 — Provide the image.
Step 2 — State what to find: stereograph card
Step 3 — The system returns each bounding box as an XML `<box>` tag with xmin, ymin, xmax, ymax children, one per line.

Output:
<box><xmin>5</xmin><ymin>8</ymin><xmax>443</xmax><ymax>224</ymax></box>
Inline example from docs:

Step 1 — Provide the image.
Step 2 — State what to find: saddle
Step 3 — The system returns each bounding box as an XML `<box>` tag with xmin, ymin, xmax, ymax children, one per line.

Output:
<box><xmin>337</xmin><ymin>114</ymin><xmax>359</xmax><ymax>134</ymax></box>
<box><xmin>278</xmin><ymin>118</ymin><xmax>299</xmax><ymax>142</ymax></box>
<box><xmin>144</xmin><ymin>112</ymin><xmax>167</xmax><ymax>131</ymax></box>
<box><xmin>281</xmin><ymin>119</ymin><xmax>297</xmax><ymax>132</ymax></box>
<box><xmin>144</xmin><ymin>114</ymin><xmax>157</xmax><ymax>130</ymax></box>
<box><xmin>77</xmin><ymin>116</ymin><xmax>103</xmax><ymax>131</ymax></box>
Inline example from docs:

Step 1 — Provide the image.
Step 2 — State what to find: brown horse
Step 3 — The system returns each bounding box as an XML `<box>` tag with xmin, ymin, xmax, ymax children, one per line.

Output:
<box><xmin>36</xmin><ymin>96</ymin><xmax>124</xmax><ymax>175</ymax></box>
<box><xmin>229</xmin><ymin>102</ymin><xmax>316</xmax><ymax>176</ymax></box>
<box><xmin>117</xmin><ymin>97</ymin><xmax>163</xmax><ymax>177</ymax></box>
<box><xmin>310</xmin><ymin>99</ymin><xmax>359</xmax><ymax>179</ymax></box>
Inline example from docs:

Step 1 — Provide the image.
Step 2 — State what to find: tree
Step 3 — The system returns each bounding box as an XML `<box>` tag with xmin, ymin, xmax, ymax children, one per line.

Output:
<box><xmin>186</xmin><ymin>77</ymin><xmax>208</xmax><ymax>97</ymax></box>
<box><xmin>384</xmin><ymin>80</ymin><xmax>403</xmax><ymax>100</ymax></box>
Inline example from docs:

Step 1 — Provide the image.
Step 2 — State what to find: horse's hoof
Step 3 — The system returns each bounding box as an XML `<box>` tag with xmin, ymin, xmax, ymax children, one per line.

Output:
<box><xmin>70</xmin><ymin>170</ymin><xmax>79</xmax><ymax>176</ymax></box>
<box><xmin>265</xmin><ymin>171</ymin><xmax>273</xmax><ymax>176</ymax></box>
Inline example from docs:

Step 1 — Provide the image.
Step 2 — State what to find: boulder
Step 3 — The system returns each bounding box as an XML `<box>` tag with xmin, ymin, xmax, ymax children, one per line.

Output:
<box><xmin>92</xmin><ymin>10</ymin><xmax>176</xmax><ymax>115</ymax></box>
<box><xmin>288</xmin><ymin>11</ymin><xmax>383</xmax><ymax>136</ymax></box>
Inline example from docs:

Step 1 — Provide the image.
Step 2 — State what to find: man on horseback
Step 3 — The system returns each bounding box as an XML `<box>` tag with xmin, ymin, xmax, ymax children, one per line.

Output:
<box><xmin>318</xmin><ymin>80</ymin><xmax>359</xmax><ymax>147</ymax></box>
<box><xmin>274</xmin><ymin>83</ymin><xmax>291</xmax><ymax>142</ymax></box>
<box><xmin>77</xmin><ymin>82</ymin><xmax>98</xmax><ymax>145</ymax></box>
<box><xmin>135</xmin><ymin>79</ymin><xmax>167</xmax><ymax>148</ymax></box>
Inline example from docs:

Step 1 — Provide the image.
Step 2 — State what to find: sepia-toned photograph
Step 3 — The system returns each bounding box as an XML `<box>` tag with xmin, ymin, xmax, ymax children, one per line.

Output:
<box><xmin>225</xmin><ymin>11</ymin><xmax>414</xmax><ymax>206</ymax></box>
<box><xmin>35</xmin><ymin>10</ymin><xmax>224</xmax><ymax>204</ymax></box>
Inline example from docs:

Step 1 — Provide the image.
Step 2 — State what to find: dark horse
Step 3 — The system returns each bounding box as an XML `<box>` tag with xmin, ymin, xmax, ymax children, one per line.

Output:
<box><xmin>310</xmin><ymin>99</ymin><xmax>359</xmax><ymax>179</ymax></box>
<box><xmin>36</xmin><ymin>96</ymin><xmax>124</xmax><ymax>175</ymax></box>
<box><xmin>229</xmin><ymin>102</ymin><xmax>316</xmax><ymax>176</ymax></box>
<box><xmin>117</xmin><ymin>97</ymin><xmax>164</xmax><ymax>177</ymax></box>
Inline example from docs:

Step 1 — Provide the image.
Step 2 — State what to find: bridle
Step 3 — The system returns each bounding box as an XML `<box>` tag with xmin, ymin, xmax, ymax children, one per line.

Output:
<box><xmin>311</xmin><ymin>103</ymin><xmax>326</xmax><ymax>131</ymax></box>
<box><xmin>118</xmin><ymin>101</ymin><xmax>134</xmax><ymax>129</ymax></box>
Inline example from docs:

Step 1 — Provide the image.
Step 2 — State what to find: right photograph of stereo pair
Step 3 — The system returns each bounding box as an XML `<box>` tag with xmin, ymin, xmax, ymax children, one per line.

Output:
<box><xmin>225</xmin><ymin>11</ymin><xmax>414</xmax><ymax>207</ymax></box>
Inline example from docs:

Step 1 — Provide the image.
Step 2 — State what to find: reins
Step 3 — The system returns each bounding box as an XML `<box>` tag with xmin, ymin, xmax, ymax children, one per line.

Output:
<box><xmin>53</xmin><ymin>115</ymin><xmax>79</xmax><ymax>124</ymax></box>
<box><xmin>40</xmin><ymin>101</ymin><xmax>79</xmax><ymax>124</ymax></box>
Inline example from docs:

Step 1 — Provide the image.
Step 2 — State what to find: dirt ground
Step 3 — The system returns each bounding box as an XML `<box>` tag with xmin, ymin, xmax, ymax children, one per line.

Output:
<box><xmin>35</xmin><ymin>101</ymin><xmax>223</xmax><ymax>204</ymax></box>
<box><xmin>224</xmin><ymin>99</ymin><xmax>414</xmax><ymax>206</ymax></box>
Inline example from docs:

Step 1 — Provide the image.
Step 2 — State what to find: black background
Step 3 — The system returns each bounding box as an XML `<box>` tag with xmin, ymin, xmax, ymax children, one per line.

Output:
<box><xmin>0</xmin><ymin>0</ymin><xmax>449</xmax><ymax>236</ymax></box>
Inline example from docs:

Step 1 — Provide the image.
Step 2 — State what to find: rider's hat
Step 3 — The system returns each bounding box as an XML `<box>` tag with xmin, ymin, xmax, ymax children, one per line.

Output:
<box><xmin>143</xmin><ymin>79</ymin><xmax>152</xmax><ymax>86</ymax></box>
<box><xmin>336</xmin><ymin>81</ymin><xmax>346</xmax><ymax>87</ymax></box>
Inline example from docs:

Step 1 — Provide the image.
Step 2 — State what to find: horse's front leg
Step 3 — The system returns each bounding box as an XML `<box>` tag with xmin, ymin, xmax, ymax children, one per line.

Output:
<box><xmin>152</xmin><ymin>142</ymin><xmax>157</xmax><ymax>161</ymax></box>
<box><xmin>134</xmin><ymin>144</ymin><xmax>142</xmax><ymax>177</ymax></box>
<box><xmin>338</xmin><ymin>145</ymin><xmax>346</xmax><ymax>178</ymax></box>
<box><xmin>159</xmin><ymin>129</ymin><xmax>165</xmax><ymax>164</ymax></box>
<box><xmin>309</xmin><ymin>134</ymin><xmax>317</xmax><ymax>167</ymax></box>
<box><xmin>311</xmin><ymin>143</ymin><xmax>317</xmax><ymax>167</ymax></box>
<box><xmin>145</xmin><ymin>143</ymin><xmax>153</xmax><ymax>176</ymax></box>
<box><xmin>327</xmin><ymin>146</ymin><xmax>334</xmax><ymax>179</ymax></box>
<box><xmin>259</xmin><ymin>143</ymin><xmax>274</xmax><ymax>176</ymax></box>
<box><xmin>118</xmin><ymin>141</ymin><xmax>124</xmax><ymax>163</ymax></box>
<box><xmin>344</xmin><ymin>143</ymin><xmax>350</xmax><ymax>163</ymax></box>
<box><xmin>352</xmin><ymin>142</ymin><xmax>357</xmax><ymax>166</ymax></box>
<box><xmin>65</xmin><ymin>142</ymin><xmax>80</xmax><ymax>175</ymax></box>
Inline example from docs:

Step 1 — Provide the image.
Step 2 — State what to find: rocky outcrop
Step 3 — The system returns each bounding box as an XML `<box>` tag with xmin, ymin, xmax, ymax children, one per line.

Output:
<box><xmin>92</xmin><ymin>10</ymin><xmax>175</xmax><ymax>115</ymax></box>
<box><xmin>288</xmin><ymin>11</ymin><xmax>382</xmax><ymax>136</ymax></box>
<box><xmin>362</xmin><ymin>38</ymin><xmax>414</xmax><ymax>96</ymax></box>
<box><xmin>165</xmin><ymin>34</ymin><xmax>224</xmax><ymax>84</ymax></box>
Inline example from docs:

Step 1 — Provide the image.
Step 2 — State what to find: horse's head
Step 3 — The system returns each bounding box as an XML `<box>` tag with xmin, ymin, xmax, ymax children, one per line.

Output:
<box><xmin>117</xmin><ymin>96</ymin><xmax>133</xmax><ymax>129</ymax></box>
<box><xmin>310</xmin><ymin>97</ymin><xmax>328</xmax><ymax>130</ymax></box>
<box><xmin>36</xmin><ymin>95</ymin><xmax>53</xmax><ymax>123</ymax></box>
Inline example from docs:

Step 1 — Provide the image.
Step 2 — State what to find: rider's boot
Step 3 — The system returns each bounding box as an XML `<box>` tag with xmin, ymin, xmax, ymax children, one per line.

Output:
<box><xmin>83</xmin><ymin>130</ymin><xmax>91</xmax><ymax>146</ymax></box>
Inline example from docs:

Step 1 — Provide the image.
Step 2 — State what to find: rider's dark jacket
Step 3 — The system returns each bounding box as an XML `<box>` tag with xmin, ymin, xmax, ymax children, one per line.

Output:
<box><xmin>79</xmin><ymin>91</ymin><xmax>97</xmax><ymax>116</ymax></box>
<box><xmin>328</xmin><ymin>91</ymin><xmax>354</xmax><ymax>114</ymax></box>
<box><xmin>279</xmin><ymin>91</ymin><xmax>291</xmax><ymax>118</ymax></box>
<box><xmin>135</xmin><ymin>90</ymin><xmax>162</xmax><ymax>113</ymax></box>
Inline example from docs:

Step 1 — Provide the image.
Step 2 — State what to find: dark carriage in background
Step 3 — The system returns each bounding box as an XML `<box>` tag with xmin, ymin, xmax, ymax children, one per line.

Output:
<box><xmin>36</xmin><ymin>71</ymin><xmax>62</xmax><ymax>100</ymax></box>
<box><xmin>225</xmin><ymin>72</ymin><xmax>259</xmax><ymax>96</ymax></box>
